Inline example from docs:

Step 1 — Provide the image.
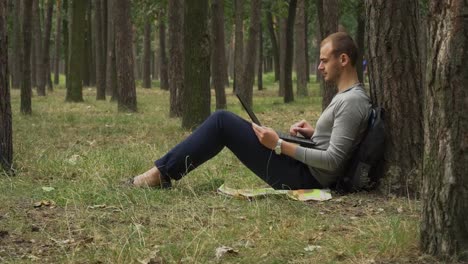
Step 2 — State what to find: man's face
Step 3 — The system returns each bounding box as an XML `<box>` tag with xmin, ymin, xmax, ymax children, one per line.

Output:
<box><xmin>318</xmin><ymin>42</ymin><xmax>341</xmax><ymax>84</ymax></box>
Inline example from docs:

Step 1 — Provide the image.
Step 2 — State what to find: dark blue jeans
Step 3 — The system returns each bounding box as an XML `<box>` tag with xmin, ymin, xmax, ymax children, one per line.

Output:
<box><xmin>155</xmin><ymin>110</ymin><xmax>322</xmax><ymax>190</ymax></box>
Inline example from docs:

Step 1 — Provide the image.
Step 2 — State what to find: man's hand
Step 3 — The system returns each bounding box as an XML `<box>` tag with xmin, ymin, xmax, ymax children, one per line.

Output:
<box><xmin>289</xmin><ymin>120</ymin><xmax>314</xmax><ymax>138</ymax></box>
<box><xmin>252</xmin><ymin>123</ymin><xmax>279</xmax><ymax>150</ymax></box>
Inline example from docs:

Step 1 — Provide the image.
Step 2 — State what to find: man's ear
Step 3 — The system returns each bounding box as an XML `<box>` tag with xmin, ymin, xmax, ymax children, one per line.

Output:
<box><xmin>340</xmin><ymin>54</ymin><xmax>349</xmax><ymax>66</ymax></box>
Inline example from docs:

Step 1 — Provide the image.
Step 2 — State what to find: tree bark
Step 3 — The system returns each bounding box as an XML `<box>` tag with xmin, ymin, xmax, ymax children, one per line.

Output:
<box><xmin>94</xmin><ymin>0</ymin><xmax>105</xmax><ymax>100</ymax></box>
<box><xmin>159</xmin><ymin>12</ymin><xmax>169</xmax><ymax>91</ymax></box>
<box><xmin>421</xmin><ymin>0</ymin><xmax>468</xmax><ymax>261</ymax></box>
<box><xmin>0</xmin><ymin>0</ymin><xmax>13</xmax><ymax>173</ymax></box>
<box><xmin>233</xmin><ymin>0</ymin><xmax>243</xmax><ymax>92</ymax></box>
<box><xmin>66</xmin><ymin>0</ymin><xmax>88</xmax><ymax>102</ymax></box>
<box><xmin>365</xmin><ymin>0</ymin><xmax>424</xmax><ymax>194</ymax></box>
<box><xmin>295</xmin><ymin>0</ymin><xmax>308</xmax><ymax>96</ymax></box>
<box><xmin>182</xmin><ymin>0</ymin><xmax>210</xmax><ymax>129</ymax></box>
<box><xmin>282</xmin><ymin>0</ymin><xmax>297</xmax><ymax>103</ymax></box>
<box><xmin>257</xmin><ymin>22</ymin><xmax>263</xmax><ymax>91</ymax></box>
<box><xmin>54</xmin><ymin>0</ymin><xmax>62</xmax><ymax>85</ymax></box>
<box><xmin>355</xmin><ymin>1</ymin><xmax>365</xmax><ymax>83</ymax></box>
<box><xmin>266</xmin><ymin>10</ymin><xmax>279</xmax><ymax>82</ymax></box>
<box><xmin>82</xmin><ymin>2</ymin><xmax>92</xmax><ymax>87</ymax></box>
<box><xmin>40</xmin><ymin>0</ymin><xmax>54</xmax><ymax>93</ymax></box>
<box><xmin>211</xmin><ymin>0</ymin><xmax>227</xmax><ymax>109</ymax></box>
<box><xmin>32</xmin><ymin>0</ymin><xmax>42</xmax><ymax>94</ymax></box>
<box><xmin>316</xmin><ymin>0</ymin><xmax>338</xmax><ymax>109</ymax></box>
<box><xmin>238</xmin><ymin>0</ymin><xmax>261</xmax><ymax>108</ymax></box>
<box><xmin>62</xmin><ymin>0</ymin><xmax>68</xmax><ymax>80</ymax></box>
<box><xmin>168</xmin><ymin>0</ymin><xmax>184</xmax><ymax>117</ymax></box>
<box><xmin>11</xmin><ymin>0</ymin><xmax>21</xmax><ymax>89</ymax></box>
<box><xmin>105</xmin><ymin>0</ymin><xmax>117</xmax><ymax>100</ymax></box>
<box><xmin>114</xmin><ymin>0</ymin><xmax>136</xmax><ymax>112</ymax></box>
<box><xmin>21</xmin><ymin>0</ymin><xmax>33</xmax><ymax>114</ymax></box>
<box><xmin>142</xmin><ymin>19</ymin><xmax>151</xmax><ymax>88</ymax></box>
<box><xmin>278</xmin><ymin>18</ymin><xmax>286</xmax><ymax>96</ymax></box>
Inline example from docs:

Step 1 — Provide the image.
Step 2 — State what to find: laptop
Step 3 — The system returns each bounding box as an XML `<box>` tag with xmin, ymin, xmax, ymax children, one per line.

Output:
<box><xmin>236</xmin><ymin>93</ymin><xmax>317</xmax><ymax>148</ymax></box>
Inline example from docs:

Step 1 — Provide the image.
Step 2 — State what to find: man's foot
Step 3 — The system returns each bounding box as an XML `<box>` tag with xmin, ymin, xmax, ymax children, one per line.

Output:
<box><xmin>129</xmin><ymin>167</ymin><xmax>163</xmax><ymax>188</ymax></box>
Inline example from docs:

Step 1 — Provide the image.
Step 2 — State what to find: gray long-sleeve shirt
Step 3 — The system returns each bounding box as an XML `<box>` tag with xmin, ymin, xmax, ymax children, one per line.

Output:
<box><xmin>294</xmin><ymin>84</ymin><xmax>371</xmax><ymax>187</ymax></box>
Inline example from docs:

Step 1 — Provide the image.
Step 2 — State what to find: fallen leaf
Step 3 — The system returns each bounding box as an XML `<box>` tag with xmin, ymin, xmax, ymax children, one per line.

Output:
<box><xmin>42</xmin><ymin>186</ymin><xmax>55</xmax><ymax>192</ymax></box>
<box><xmin>33</xmin><ymin>200</ymin><xmax>55</xmax><ymax>208</ymax></box>
<box><xmin>397</xmin><ymin>206</ymin><xmax>403</xmax><ymax>213</ymax></box>
<box><xmin>87</xmin><ymin>204</ymin><xmax>107</xmax><ymax>209</ymax></box>
<box><xmin>215</xmin><ymin>246</ymin><xmax>239</xmax><ymax>259</ymax></box>
<box><xmin>304</xmin><ymin>245</ymin><xmax>322</xmax><ymax>252</ymax></box>
<box><xmin>67</xmin><ymin>155</ymin><xmax>81</xmax><ymax>165</ymax></box>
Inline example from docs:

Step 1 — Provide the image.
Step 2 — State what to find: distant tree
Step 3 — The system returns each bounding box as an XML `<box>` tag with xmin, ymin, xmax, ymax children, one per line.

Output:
<box><xmin>32</xmin><ymin>0</ymin><xmax>42</xmax><ymax>93</ymax></box>
<box><xmin>238</xmin><ymin>0</ymin><xmax>261</xmax><ymax>108</ymax></box>
<box><xmin>0</xmin><ymin>0</ymin><xmax>13</xmax><ymax>173</ymax></box>
<box><xmin>105</xmin><ymin>0</ymin><xmax>117</xmax><ymax>100</ymax></box>
<box><xmin>114</xmin><ymin>0</ymin><xmax>137</xmax><ymax>112</ymax></box>
<box><xmin>295</xmin><ymin>0</ymin><xmax>308</xmax><ymax>96</ymax></box>
<box><xmin>82</xmin><ymin>2</ymin><xmax>92</xmax><ymax>87</ymax></box>
<box><xmin>282</xmin><ymin>0</ymin><xmax>297</xmax><ymax>103</ymax></box>
<box><xmin>38</xmin><ymin>0</ymin><xmax>54</xmax><ymax>94</ymax></box>
<box><xmin>257</xmin><ymin>22</ymin><xmax>263</xmax><ymax>91</ymax></box>
<box><xmin>233</xmin><ymin>0</ymin><xmax>243</xmax><ymax>92</ymax></box>
<box><xmin>278</xmin><ymin>17</ymin><xmax>286</xmax><ymax>96</ymax></box>
<box><xmin>182</xmin><ymin>0</ymin><xmax>210</xmax><ymax>129</ymax></box>
<box><xmin>21</xmin><ymin>0</ymin><xmax>33</xmax><ymax>114</ymax></box>
<box><xmin>142</xmin><ymin>18</ymin><xmax>152</xmax><ymax>88</ymax></box>
<box><xmin>211</xmin><ymin>0</ymin><xmax>227</xmax><ymax>109</ymax></box>
<box><xmin>54</xmin><ymin>0</ymin><xmax>62</xmax><ymax>85</ymax></box>
<box><xmin>66</xmin><ymin>0</ymin><xmax>88</xmax><ymax>102</ymax></box>
<box><xmin>168</xmin><ymin>0</ymin><xmax>184</xmax><ymax>117</ymax></box>
<box><xmin>62</xmin><ymin>0</ymin><xmax>68</xmax><ymax>79</ymax></box>
<box><xmin>266</xmin><ymin>10</ymin><xmax>279</xmax><ymax>82</ymax></box>
<box><xmin>159</xmin><ymin>11</ymin><xmax>169</xmax><ymax>90</ymax></box>
<box><xmin>421</xmin><ymin>0</ymin><xmax>468</xmax><ymax>261</ymax></box>
<box><xmin>366</xmin><ymin>0</ymin><xmax>424</xmax><ymax>194</ymax></box>
<box><xmin>11</xmin><ymin>0</ymin><xmax>21</xmax><ymax>89</ymax></box>
<box><xmin>94</xmin><ymin>0</ymin><xmax>106</xmax><ymax>100</ymax></box>
<box><xmin>316</xmin><ymin>0</ymin><xmax>338</xmax><ymax>109</ymax></box>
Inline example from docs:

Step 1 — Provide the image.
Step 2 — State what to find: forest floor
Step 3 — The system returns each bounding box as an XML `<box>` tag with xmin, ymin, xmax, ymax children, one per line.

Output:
<box><xmin>0</xmin><ymin>75</ymin><xmax>455</xmax><ymax>263</ymax></box>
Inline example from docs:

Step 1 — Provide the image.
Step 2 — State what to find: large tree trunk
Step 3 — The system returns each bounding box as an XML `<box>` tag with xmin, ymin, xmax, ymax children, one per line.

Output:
<box><xmin>233</xmin><ymin>0</ymin><xmax>243</xmax><ymax>92</ymax></box>
<box><xmin>182</xmin><ymin>0</ymin><xmax>210</xmax><ymax>129</ymax></box>
<box><xmin>142</xmin><ymin>19</ymin><xmax>151</xmax><ymax>88</ymax></box>
<box><xmin>54</xmin><ymin>0</ymin><xmax>62</xmax><ymax>85</ymax></box>
<box><xmin>355</xmin><ymin>1</ymin><xmax>365</xmax><ymax>83</ymax></box>
<box><xmin>114</xmin><ymin>0</ymin><xmax>136</xmax><ymax>112</ymax></box>
<box><xmin>94</xmin><ymin>0</ymin><xmax>106</xmax><ymax>100</ymax></box>
<box><xmin>211</xmin><ymin>0</ymin><xmax>227</xmax><ymax>109</ymax></box>
<box><xmin>32</xmin><ymin>0</ymin><xmax>43</xmax><ymax>94</ymax></box>
<box><xmin>105</xmin><ymin>0</ymin><xmax>117</xmax><ymax>100</ymax></box>
<box><xmin>282</xmin><ymin>0</ymin><xmax>297</xmax><ymax>103</ymax></box>
<box><xmin>266</xmin><ymin>10</ymin><xmax>279</xmax><ymax>82</ymax></box>
<box><xmin>0</xmin><ymin>0</ymin><xmax>13</xmax><ymax>173</ymax></box>
<box><xmin>421</xmin><ymin>0</ymin><xmax>468</xmax><ymax>261</ymax></box>
<box><xmin>365</xmin><ymin>0</ymin><xmax>424</xmax><ymax>195</ymax></box>
<box><xmin>66</xmin><ymin>0</ymin><xmax>88</xmax><ymax>102</ymax></box>
<box><xmin>316</xmin><ymin>0</ymin><xmax>338</xmax><ymax>109</ymax></box>
<box><xmin>159</xmin><ymin>13</ymin><xmax>169</xmax><ymax>91</ymax></box>
<box><xmin>168</xmin><ymin>0</ymin><xmax>184</xmax><ymax>117</ymax></box>
<box><xmin>11</xmin><ymin>0</ymin><xmax>22</xmax><ymax>89</ymax></box>
<box><xmin>40</xmin><ymin>0</ymin><xmax>54</xmax><ymax>93</ymax></box>
<box><xmin>295</xmin><ymin>0</ymin><xmax>308</xmax><ymax>96</ymax></box>
<box><xmin>238</xmin><ymin>0</ymin><xmax>261</xmax><ymax>108</ymax></box>
<box><xmin>21</xmin><ymin>0</ymin><xmax>33</xmax><ymax>114</ymax></box>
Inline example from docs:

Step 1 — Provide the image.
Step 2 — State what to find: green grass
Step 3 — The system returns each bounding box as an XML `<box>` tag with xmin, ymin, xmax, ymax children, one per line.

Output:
<box><xmin>0</xmin><ymin>76</ymin><xmax>434</xmax><ymax>263</ymax></box>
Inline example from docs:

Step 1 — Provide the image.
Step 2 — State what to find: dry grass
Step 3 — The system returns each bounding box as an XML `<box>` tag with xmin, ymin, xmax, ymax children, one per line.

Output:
<box><xmin>0</xmin><ymin>75</ymin><xmax>444</xmax><ymax>263</ymax></box>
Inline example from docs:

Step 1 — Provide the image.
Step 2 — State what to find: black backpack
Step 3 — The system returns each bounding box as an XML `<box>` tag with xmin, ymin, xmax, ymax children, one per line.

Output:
<box><xmin>335</xmin><ymin>106</ymin><xmax>386</xmax><ymax>193</ymax></box>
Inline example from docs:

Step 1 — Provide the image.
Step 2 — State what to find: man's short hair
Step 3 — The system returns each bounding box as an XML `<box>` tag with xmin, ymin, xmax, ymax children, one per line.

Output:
<box><xmin>321</xmin><ymin>32</ymin><xmax>358</xmax><ymax>67</ymax></box>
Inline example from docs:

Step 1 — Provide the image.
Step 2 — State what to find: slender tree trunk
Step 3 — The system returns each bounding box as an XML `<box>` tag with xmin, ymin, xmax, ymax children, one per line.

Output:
<box><xmin>257</xmin><ymin>22</ymin><xmax>263</xmax><ymax>91</ymax></box>
<box><xmin>94</xmin><ymin>0</ymin><xmax>105</xmax><ymax>100</ymax></box>
<box><xmin>88</xmin><ymin>4</ymin><xmax>96</xmax><ymax>86</ymax></box>
<box><xmin>283</xmin><ymin>0</ymin><xmax>297</xmax><ymax>103</ymax></box>
<box><xmin>21</xmin><ymin>0</ymin><xmax>33</xmax><ymax>114</ymax></box>
<box><xmin>421</xmin><ymin>0</ymin><xmax>468</xmax><ymax>261</ymax></box>
<box><xmin>278</xmin><ymin>18</ymin><xmax>286</xmax><ymax>96</ymax></box>
<box><xmin>266</xmin><ymin>10</ymin><xmax>279</xmax><ymax>82</ymax></box>
<box><xmin>82</xmin><ymin>2</ymin><xmax>91</xmax><ymax>87</ymax></box>
<box><xmin>238</xmin><ymin>0</ymin><xmax>261</xmax><ymax>108</ymax></box>
<box><xmin>211</xmin><ymin>0</ymin><xmax>227</xmax><ymax>109</ymax></box>
<box><xmin>159</xmin><ymin>14</ymin><xmax>169</xmax><ymax>90</ymax></box>
<box><xmin>316</xmin><ymin>0</ymin><xmax>338</xmax><ymax>109</ymax></box>
<box><xmin>66</xmin><ymin>0</ymin><xmax>88</xmax><ymax>102</ymax></box>
<box><xmin>32</xmin><ymin>0</ymin><xmax>43</xmax><ymax>94</ymax></box>
<box><xmin>365</xmin><ymin>0</ymin><xmax>424</xmax><ymax>194</ymax></box>
<box><xmin>142</xmin><ymin>19</ymin><xmax>151</xmax><ymax>88</ymax></box>
<box><xmin>62</xmin><ymin>0</ymin><xmax>68</xmax><ymax>83</ymax></box>
<box><xmin>54</xmin><ymin>0</ymin><xmax>61</xmax><ymax>85</ymax></box>
<box><xmin>114</xmin><ymin>0</ymin><xmax>136</xmax><ymax>112</ymax></box>
<box><xmin>304</xmin><ymin>1</ymin><xmax>309</xmax><ymax>82</ymax></box>
<box><xmin>100</xmin><ymin>0</ymin><xmax>107</xmax><ymax>79</ymax></box>
<box><xmin>182</xmin><ymin>0</ymin><xmax>210</xmax><ymax>129</ymax></box>
<box><xmin>105</xmin><ymin>0</ymin><xmax>117</xmax><ymax>100</ymax></box>
<box><xmin>11</xmin><ymin>0</ymin><xmax>22</xmax><ymax>89</ymax></box>
<box><xmin>40</xmin><ymin>0</ymin><xmax>54</xmax><ymax>93</ymax></box>
<box><xmin>355</xmin><ymin>1</ymin><xmax>365</xmax><ymax>83</ymax></box>
<box><xmin>295</xmin><ymin>0</ymin><xmax>308</xmax><ymax>96</ymax></box>
<box><xmin>0</xmin><ymin>0</ymin><xmax>13</xmax><ymax>173</ymax></box>
<box><xmin>233</xmin><ymin>0</ymin><xmax>243</xmax><ymax>92</ymax></box>
<box><xmin>31</xmin><ymin>26</ymin><xmax>36</xmax><ymax>88</ymax></box>
<box><xmin>168</xmin><ymin>0</ymin><xmax>184</xmax><ymax>117</ymax></box>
